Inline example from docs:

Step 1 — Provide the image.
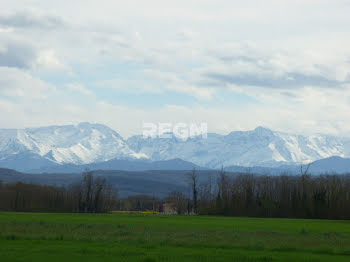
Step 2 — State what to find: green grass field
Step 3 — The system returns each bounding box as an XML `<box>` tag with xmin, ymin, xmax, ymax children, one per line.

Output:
<box><xmin>1</xmin><ymin>212</ymin><xmax>350</xmax><ymax>261</ymax></box>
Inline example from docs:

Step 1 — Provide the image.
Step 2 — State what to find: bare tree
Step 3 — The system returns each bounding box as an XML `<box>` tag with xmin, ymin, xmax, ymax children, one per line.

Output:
<box><xmin>82</xmin><ymin>171</ymin><xmax>94</xmax><ymax>212</ymax></box>
<box><xmin>186</xmin><ymin>168</ymin><xmax>198</xmax><ymax>214</ymax></box>
<box><xmin>300</xmin><ymin>163</ymin><xmax>311</xmax><ymax>176</ymax></box>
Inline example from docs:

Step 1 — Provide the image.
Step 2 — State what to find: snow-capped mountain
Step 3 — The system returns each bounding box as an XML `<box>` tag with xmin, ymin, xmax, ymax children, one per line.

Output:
<box><xmin>127</xmin><ymin>126</ymin><xmax>350</xmax><ymax>168</ymax></box>
<box><xmin>0</xmin><ymin>122</ymin><xmax>147</xmax><ymax>165</ymax></box>
<box><xmin>1</xmin><ymin>123</ymin><xmax>350</xmax><ymax>171</ymax></box>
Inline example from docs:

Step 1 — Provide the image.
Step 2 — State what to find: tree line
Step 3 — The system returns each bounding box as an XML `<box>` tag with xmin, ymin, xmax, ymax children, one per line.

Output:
<box><xmin>2</xmin><ymin>168</ymin><xmax>350</xmax><ymax>219</ymax></box>
<box><xmin>0</xmin><ymin>172</ymin><xmax>118</xmax><ymax>213</ymax></box>
<box><xmin>170</xmin><ymin>169</ymin><xmax>350</xmax><ymax>219</ymax></box>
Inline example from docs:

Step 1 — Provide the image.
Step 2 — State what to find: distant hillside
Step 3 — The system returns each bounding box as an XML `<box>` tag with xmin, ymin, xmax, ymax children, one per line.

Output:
<box><xmin>226</xmin><ymin>156</ymin><xmax>350</xmax><ymax>175</ymax></box>
<box><xmin>2</xmin><ymin>156</ymin><xmax>350</xmax><ymax>198</ymax></box>
<box><xmin>26</xmin><ymin>158</ymin><xmax>205</xmax><ymax>173</ymax></box>
<box><xmin>0</xmin><ymin>168</ymin><xmax>213</xmax><ymax>197</ymax></box>
<box><xmin>308</xmin><ymin>156</ymin><xmax>350</xmax><ymax>174</ymax></box>
<box><xmin>0</xmin><ymin>151</ymin><xmax>58</xmax><ymax>172</ymax></box>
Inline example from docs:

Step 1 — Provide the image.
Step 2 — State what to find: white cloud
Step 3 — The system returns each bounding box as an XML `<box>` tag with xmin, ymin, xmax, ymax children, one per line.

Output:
<box><xmin>65</xmin><ymin>83</ymin><xmax>92</xmax><ymax>95</ymax></box>
<box><xmin>95</xmin><ymin>78</ymin><xmax>164</xmax><ymax>95</ymax></box>
<box><xmin>0</xmin><ymin>67</ymin><xmax>55</xmax><ymax>99</ymax></box>
<box><xmin>143</xmin><ymin>69</ymin><xmax>214</xmax><ymax>100</ymax></box>
<box><xmin>0</xmin><ymin>1</ymin><xmax>350</xmax><ymax>137</ymax></box>
<box><xmin>35</xmin><ymin>49</ymin><xmax>69</xmax><ymax>71</ymax></box>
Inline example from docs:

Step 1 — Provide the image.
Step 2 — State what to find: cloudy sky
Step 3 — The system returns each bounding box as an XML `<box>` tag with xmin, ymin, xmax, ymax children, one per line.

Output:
<box><xmin>1</xmin><ymin>0</ymin><xmax>350</xmax><ymax>137</ymax></box>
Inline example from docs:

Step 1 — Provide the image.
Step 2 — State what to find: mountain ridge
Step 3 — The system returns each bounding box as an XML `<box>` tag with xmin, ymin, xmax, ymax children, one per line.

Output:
<box><xmin>0</xmin><ymin>122</ymin><xmax>148</xmax><ymax>167</ymax></box>
<box><xmin>1</xmin><ymin>122</ymin><xmax>350</xmax><ymax>172</ymax></box>
<box><xmin>127</xmin><ymin>125</ymin><xmax>348</xmax><ymax>168</ymax></box>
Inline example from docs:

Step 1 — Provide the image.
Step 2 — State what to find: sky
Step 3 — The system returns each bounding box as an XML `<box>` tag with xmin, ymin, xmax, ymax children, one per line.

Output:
<box><xmin>0</xmin><ymin>0</ymin><xmax>350</xmax><ymax>137</ymax></box>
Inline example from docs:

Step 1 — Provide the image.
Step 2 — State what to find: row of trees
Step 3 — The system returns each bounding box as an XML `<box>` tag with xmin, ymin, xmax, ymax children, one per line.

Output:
<box><xmin>2</xmin><ymin>168</ymin><xmax>350</xmax><ymax>219</ymax></box>
<box><xmin>0</xmin><ymin>172</ymin><xmax>118</xmax><ymax>213</ymax></box>
<box><xmin>175</xmin><ymin>169</ymin><xmax>350</xmax><ymax>219</ymax></box>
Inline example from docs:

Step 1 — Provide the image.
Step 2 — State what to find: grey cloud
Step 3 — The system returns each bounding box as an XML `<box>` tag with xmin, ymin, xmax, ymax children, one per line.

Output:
<box><xmin>203</xmin><ymin>72</ymin><xmax>342</xmax><ymax>89</ymax></box>
<box><xmin>280</xmin><ymin>91</ymin><xmax>298</xmax><ymax>98</ymax></box>
<box><xmin>0</xmin><ymin>12</ymin><xmax>65</xmax><ymax>30</ymax></box>
<box><xmin>216</xmin><ymin>54</ymin><xmax>262</xmax><ymax>64</ymax></box>
<box><xmin>200</xmin><ymin>50</ymin><xmax>349</xmax><ymax>90</ymax></box>
<box><xmin>0</xmin><ymin>38</ymin><xmax>37</xmax><ymax>69</ymax></box>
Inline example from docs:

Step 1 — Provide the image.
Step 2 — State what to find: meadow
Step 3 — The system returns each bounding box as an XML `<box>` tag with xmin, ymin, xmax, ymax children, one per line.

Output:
<box><xmin>1</xmin><ymin>212</ymin><xmax>350</xmax><ymax>261</ymax></box>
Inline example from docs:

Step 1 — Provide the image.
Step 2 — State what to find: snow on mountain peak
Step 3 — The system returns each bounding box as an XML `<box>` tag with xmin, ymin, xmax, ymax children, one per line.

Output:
<box><xmin>0</xmin><ymin>124</ymin><xmax>349</xmax><ymax>169</ymax></box>
<box><xmin>0</xmin><ymin>123</ymin><xmax>146</xmax><ymax>165</ymax></box>
<box><xmin>127</xmin><ymin>126</ymin><xmax>350</xmax><ymax>168</ymax></box>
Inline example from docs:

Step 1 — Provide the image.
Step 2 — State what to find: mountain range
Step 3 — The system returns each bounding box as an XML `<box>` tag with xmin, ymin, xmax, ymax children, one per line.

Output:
<box><xmin>1</xmin><ymin>122</ymin><xmax>350</xmax><ymax>174</ymax></box>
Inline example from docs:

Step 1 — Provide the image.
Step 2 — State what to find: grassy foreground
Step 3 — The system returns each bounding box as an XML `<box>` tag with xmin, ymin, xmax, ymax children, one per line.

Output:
<box><xmin>1</xmin><ymin>213</ymin><xmax>350</xmax><ymax>261</ymax></box>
